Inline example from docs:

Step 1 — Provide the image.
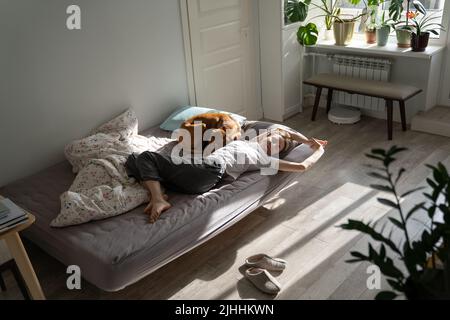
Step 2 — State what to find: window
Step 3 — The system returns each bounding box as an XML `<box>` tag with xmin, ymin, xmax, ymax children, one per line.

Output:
<box><xmin>332</xmin><ymin>0</ymin><xmax>446</xmax><ymax>38</ymax></box>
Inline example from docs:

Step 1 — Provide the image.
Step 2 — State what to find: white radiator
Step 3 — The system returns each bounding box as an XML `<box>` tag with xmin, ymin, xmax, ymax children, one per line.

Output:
<box><xmin>332</xmin><ymin>55</ymin><xmax>391</xmax><ymax>112</ymax></box>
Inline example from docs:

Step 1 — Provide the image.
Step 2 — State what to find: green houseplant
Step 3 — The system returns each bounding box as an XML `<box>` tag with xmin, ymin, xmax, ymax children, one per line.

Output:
<box><xmin>363</xmin><ymin>0</ymin><xmax>383</xmax><ymax>44</ymax></box>
<box><xmin>332</xmin><ymin>0</ymin><xmax>366</xmax><ymax>46</ymax></box>
<box><xmin>377</xmin><ymin>11</ymin><xmax>393</xmax><ymax>46</ymax></box>
<box><xmin>310</xmin><ymin>0</ymin><xmax>342</xmax><ymax>41</ymax></box>
<box><xmin>340</xmin><ymin>146</ymin><xmax>450</xmax><ymax>300</ymax></box>
<box><xmin>389</xmin><ymin>0</ymin><xmax>427</xmax><ymax>48</ymax></box>
<box><xmin>287</xmin><ymin>0</ymin><xmax>366</xmax><ymax>47</ymax></box>
<box><xmin>408</xmin><ymin>10</ymin><xmax>445</xmax><ymax>52</ymax></box>
<box><xmin>285</xmin><ymin>0</ymin><xmax>311</xmax><ymax>24</ymax></box>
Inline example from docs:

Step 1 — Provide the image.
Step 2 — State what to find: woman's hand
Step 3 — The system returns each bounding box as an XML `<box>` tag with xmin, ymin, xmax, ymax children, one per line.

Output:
<box><xmin>305</xmin><ymin>138</ymin><xmax>328</xmax><ymax>150</ymax></box>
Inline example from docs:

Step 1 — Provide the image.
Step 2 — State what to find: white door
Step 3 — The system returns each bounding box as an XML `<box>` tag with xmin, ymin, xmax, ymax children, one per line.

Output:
<box><xmin>439</xmin><ymin>1</ymin><xmax>450</xmax><ymax>106</ymax></box>
<box><xmin>185</xmin><ymin>0</ymin><xmax>257</xmax><ymax>118</ymax></box>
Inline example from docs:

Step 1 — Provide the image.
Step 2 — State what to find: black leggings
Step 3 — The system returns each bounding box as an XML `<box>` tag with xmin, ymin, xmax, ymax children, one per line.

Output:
<box><xmin>125</xmin><ymin>152</ymin><xmax>225</xmax><ymax>195</ymax></box>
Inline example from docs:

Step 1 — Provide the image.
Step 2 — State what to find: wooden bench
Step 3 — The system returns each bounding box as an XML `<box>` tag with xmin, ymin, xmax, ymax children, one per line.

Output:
<box><xmin>304</xmin><ymin>74</ymin><xmax>422</xmax><ymax>140</ymax></box>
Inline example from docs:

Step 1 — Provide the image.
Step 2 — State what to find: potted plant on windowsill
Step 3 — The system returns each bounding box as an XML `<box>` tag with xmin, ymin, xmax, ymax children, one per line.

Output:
<box><xmin>377</xmin><ymin>12</ymin><xmax>393</xmax><ymax>46</ymax></box>
<box><xmin>363</xmin><ymin>0</ymin><xmax>382</xmax><ymax>44</ymax></box>
<box><xmin>408</xmin><ymin>10</ymin><xmax>445</xmax><ymax>52</ymax></box>
<box><xmin>389</xmin><ymin>0</ymin><xmax>430</xmax><ymax>48</ymax></box>
<box><xmin>286</xmin><ymin>0</ymin><xmax>340</xmax><ymax>42</ymax></box>
<box><xmin>332</xmin><ymin>0</ymin><xmax>366</xmax><ymax>46</ymax></box>
<box><xmin>340</xmin><ymin>147</ymin><xmax>450</xmax><ymax>300</ymax></box>
<box><xmin>287</xmin><ymin>0</ymin><xmax>365</xmax><ymax>47</ymax></box>
<box><xmin>318</xmin><ymin>0</ymin><xmax>342</xmax><ymax>41</ymax></box>
<box><xmin>333</xmin><ymin>16</ymin><xmax>359</xmax><ymax>45</ymax></box>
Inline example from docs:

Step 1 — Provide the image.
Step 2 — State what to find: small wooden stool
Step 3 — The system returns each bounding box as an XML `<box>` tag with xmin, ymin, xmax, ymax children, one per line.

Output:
<box><xmin>304</xmin><ymin>73</ymin><xmax>422</xmax><ymax>140</ymax></box>
<box><xmin>0</xmin><ymin>198</ymin><xmax>45</xmax><ymax>300</ymax></box>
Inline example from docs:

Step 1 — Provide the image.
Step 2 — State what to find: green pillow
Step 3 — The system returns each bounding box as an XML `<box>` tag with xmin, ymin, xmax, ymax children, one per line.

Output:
<box><xmin>160</xmin><ymin>106</ymin><xmax>247</xmax><ymax>132</ymax></box>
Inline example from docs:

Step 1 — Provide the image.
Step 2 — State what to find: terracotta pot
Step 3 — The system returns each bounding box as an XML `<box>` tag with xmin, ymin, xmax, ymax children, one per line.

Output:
<box><xmin>411</xmin><ymin>32</ymin><xmax>430</xmax><ymax>52</ymax></box>
<box><xmin>365</xmin><ymin>29</ymin><xmax>377</xmax><ymax>44</ymax></box>
<box><xmin>333</xmin><ymin>21</ymin><xmax>355</xmax><ymax>46</ymax></box>
<box><xmin>396</xmin><ymin>29</ymin><xmax>411</xmax><ymax>48</ymax></box>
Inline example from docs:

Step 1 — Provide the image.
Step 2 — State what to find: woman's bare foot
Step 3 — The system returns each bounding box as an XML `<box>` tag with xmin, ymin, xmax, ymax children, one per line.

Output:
<box><xmin>148</xmin><ymin>198</ymin><xmax>172</xmax><ymax>224</ymax></box>
<box><xmin>144</xmin><ymin>194</ymin><xmax>169</xmax><ymax>213</ymax></box>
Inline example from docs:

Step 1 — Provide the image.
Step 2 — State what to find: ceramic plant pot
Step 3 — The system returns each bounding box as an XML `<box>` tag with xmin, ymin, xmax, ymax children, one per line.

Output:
<box><xmin>411</xmin><ymin>32</ymin><xmax>430</xmax><ymax>52</ymax></box>
<box><xmin>365</xmin><ymin>29</ymin><xmax>377</xmax><ymax>44</ymax></box>
<box><xmin>333</xmin><ymin>21</ymin><xmax>355</xmax><ymax>46</ymax></box>
<box><xmin>396</xmin><ymin>29</ymin><xmax>412</xmax><ymax>48</ymax></box>
<box><xmin>376</xmin><ymin>25</ymin><xmax>390</xmax><ymax>46</ymax></box>
<box><xmin>323</xmin><ymin>28</ymin><xmax>334</xmax><ymax>41</ymax></box>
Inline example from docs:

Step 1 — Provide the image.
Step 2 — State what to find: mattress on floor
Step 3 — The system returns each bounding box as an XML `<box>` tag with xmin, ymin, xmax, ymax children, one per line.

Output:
<box><xmin>0</xmin><ymin>127</ymin><xmax>300</xmax><ymax>291</ymax></box>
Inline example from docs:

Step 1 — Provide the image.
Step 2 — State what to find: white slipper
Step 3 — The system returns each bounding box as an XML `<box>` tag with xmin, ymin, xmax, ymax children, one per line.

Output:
<box><xmin>245</xmin><ymin>254</ymin><xmax>287</xmax><ymax>272</ymax></box>
<box><xmin>245</xmin><ymin>268</ymin><xmax>282</xmax><ymax>295</ymax></box>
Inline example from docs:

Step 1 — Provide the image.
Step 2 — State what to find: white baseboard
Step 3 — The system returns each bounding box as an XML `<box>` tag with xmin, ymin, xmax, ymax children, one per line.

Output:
<box><xmin>284</xmin><ymin>104</ymin><xmax>301</xmax><ymax>120</ymax></box>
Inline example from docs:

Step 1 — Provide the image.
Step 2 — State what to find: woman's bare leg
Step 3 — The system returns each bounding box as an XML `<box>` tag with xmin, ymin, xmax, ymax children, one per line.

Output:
<box><xmin>143</xmin><ymin>181</ymin><xmax>172</xmax><ymax>223</ymax></box>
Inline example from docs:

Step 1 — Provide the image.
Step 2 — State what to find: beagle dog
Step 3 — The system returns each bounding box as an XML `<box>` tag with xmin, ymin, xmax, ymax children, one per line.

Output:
<box><xmin>180</xmin><ymin>113</ymin><xmax>242</xmax><ymax>152</ymax></box>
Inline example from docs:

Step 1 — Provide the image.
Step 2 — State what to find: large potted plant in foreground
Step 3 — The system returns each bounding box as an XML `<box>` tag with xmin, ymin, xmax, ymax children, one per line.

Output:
<box><xmin>340</xmin><ymin>146</ymin><xmax>450</xmax><ymax>300</ymax></box>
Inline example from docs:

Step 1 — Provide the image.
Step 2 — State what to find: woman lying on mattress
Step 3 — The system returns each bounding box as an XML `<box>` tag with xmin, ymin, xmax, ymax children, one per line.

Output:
<box><xmin>125</xmin><ymin>128</ymin><xmax>327</xmax><ymax>223</ymax></box>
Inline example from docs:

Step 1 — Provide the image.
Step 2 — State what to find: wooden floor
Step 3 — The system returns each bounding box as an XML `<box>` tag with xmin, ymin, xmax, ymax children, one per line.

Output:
<box><xmin>1</xmin><ymin>109</ymin><xmax>450</xmax><ymax>300</ymax></box>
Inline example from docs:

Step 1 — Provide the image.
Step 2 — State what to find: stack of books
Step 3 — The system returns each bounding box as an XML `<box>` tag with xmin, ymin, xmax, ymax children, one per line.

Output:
<box><xmin>0</xmin><ymin>198</ymin><xmax>28</xmax><ymax>233</ymax></box>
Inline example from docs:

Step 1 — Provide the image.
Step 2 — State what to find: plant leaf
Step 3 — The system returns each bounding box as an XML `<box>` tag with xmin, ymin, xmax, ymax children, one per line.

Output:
<box><xmin>297</xmin><ymin>23</ymin><xmax>318</xmax><ymax>46</ymax></box>
<box><xmin>389</xmin><ymin>217</ymin><xmax>404</xmax><ymax>230</ymax></box>
<box><xmin>340</xmin><ymin>220</ymin><xmax>401</xmax><ymax>255</ymax></box>
<box><xmin>375</xmin><ymin>291</ymin><xmax>398</xmax><ymax>300</ymax></box>
<box><xmin>395</xmin><ymin>168</ymin><xmax>406</xmax><ymax>185</ymax></box>
<box><xmin>412</xmin><ymin>0</ymin><xmax>427</xmax><ymax>15</ymax></box>
<box><xmin>370</xmin><ymin>184</ymin><xmax>393</xmax><ymax>193</ymax></box>
<box><xmin>401</xmin><ymin>187</ymin><xmax>425</xmax><ymax>198</ymax></box>
<box><xmin>387</xmin><ymin>279</ymin><xmax>404</xmax><ymax>292</ymax></box>
<box><xmin>406</xmin><ymin>202</ymin><xmax>425</xmax><ymax>221</ymax></box>
<box><xmin>368</xmin><ymin>172</ymin><xmax>390</xmax><ymax>181</ymax></box>
<box><xmin>378</xmin><ymin>198</ymin><xmax>400</xmax><ymax>209</ymax></box>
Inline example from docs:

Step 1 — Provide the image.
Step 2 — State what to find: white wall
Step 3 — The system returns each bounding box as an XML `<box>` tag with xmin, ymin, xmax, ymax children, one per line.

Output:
<box><xmin>282</xmin><ymin>23</ymin><xmax>303</xmax><ymax>118</ymax></box>
<box><xmin>0</xmin><ymin>0</ymin><xmax>189</xmax><ymax>186</ymax></box>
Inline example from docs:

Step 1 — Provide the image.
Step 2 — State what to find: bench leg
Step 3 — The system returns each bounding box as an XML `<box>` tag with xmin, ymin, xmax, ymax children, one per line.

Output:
<box><xmin>10</xmin><ymin>260</ymin><xmax>31</xmax><ymax>300</ymax></box>
<box><xmin>326</xmin><ymin>89</ymin><xmax>333</xmax><ymax>114</ymax></box>
<box><xmin>0</xmin><ymin>272</ymin><xmax>6</xmax><ymax>291</ymax></box>
<box><xmin>399</xmin><ymin>100</ymin><xmax>407</xmax><ymax>131</ymax></box>
<box><xmin>311</xmin><ymin>87</ymin><xmax>322</xmax><ymax>121</ymax></box>
<box><xmin>386</xmin><ymin>100</ymin><xmax>394</xmax><ymax>140</ymax></box>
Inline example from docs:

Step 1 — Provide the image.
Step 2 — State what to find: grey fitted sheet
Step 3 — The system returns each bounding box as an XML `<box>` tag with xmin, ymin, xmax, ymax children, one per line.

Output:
<box><xmin>0</xmin><ymin>126</ymin><xmax>304</xmax><ymax>291</ymax></box>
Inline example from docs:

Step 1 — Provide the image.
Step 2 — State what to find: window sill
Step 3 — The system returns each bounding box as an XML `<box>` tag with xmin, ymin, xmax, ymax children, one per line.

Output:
<box><xmin>308</xmin><ymin>39</ymin><xmax>446</xmax><ymax>60</ymax></box>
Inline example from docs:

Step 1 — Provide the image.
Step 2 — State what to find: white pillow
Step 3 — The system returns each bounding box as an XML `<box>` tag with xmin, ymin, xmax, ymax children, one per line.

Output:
<box><xmin>283</xmin><ymin>144</ymin><xmax>316</xmax><ymax>163</ymax></box>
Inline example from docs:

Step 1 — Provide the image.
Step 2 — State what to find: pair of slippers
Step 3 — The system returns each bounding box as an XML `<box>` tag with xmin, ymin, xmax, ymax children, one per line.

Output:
<box><xmin>244</xmin><ymin>254</ymin><xmax>287</xmax><ymax>295</ymax></box>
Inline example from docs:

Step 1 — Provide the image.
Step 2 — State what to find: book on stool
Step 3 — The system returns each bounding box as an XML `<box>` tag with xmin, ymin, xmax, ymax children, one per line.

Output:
<box><xmin>0</xmin><ymin>199</ymin><xmax>27</xmax><ymax>233</ymax></box>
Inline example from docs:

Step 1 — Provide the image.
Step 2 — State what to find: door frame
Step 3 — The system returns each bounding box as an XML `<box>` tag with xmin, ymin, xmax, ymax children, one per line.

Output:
<box><xmin>180</xmin><ymin>0</ymin><xmax>197</xmax><ymax>105</ymax></box>
<box><xmin>179</xmin><ymin>0</ymin><xmax>261</xmax><ymax>119</ymax></box>
<box><xmin>438</xmin><ymin>0</ymin><xmax>450</xmax><ymax>106</ymax></box>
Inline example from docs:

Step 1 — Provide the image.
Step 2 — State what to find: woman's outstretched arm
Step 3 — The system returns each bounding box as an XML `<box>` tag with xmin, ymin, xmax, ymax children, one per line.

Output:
<box><xmin>276</xmin><ymin>128</ymin><xmax>328</xmax><ymax>148</ymax></box>
<box><xmin>277</xmin><ymin>140</ymin><xmax>325</xmax><ymax>173</ymax></box>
